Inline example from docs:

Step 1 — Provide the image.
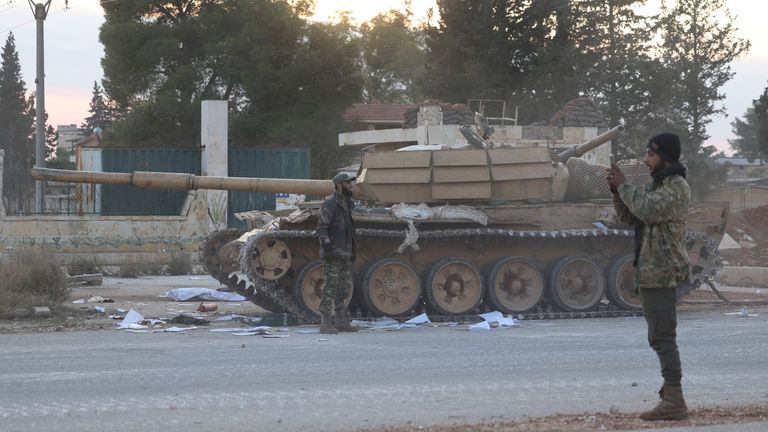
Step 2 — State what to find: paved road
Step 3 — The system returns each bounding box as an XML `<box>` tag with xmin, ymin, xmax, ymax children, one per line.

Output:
<box><xmin>1</xmin><ymin>308</ymin><xmax>766</xmax><ymax>432</ymax></box>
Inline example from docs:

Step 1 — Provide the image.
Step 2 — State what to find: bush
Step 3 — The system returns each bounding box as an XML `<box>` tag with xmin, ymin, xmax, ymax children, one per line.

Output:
<box><xmin>166</xmin><ymin>252</ymin><xmax>192</xmax><ymax>275</ymax></box>
<box><xmin>0</xmin><ymin>248</ymin><xmax>70</xmax><ymax>318</ymax></box>
<box><xmin>141</xmin><ymin>262</ymin><xmax>164</xmax><ymax>276</ymax></box>
<box><xmin>67</xmin><ymin>255</ymin><xmax>102</xmax><ymax>276</ymax></box>
<box><xmin>117</xmin><ymin>262</ymin><xmax>141</xmax><ymax>278</ymax></box>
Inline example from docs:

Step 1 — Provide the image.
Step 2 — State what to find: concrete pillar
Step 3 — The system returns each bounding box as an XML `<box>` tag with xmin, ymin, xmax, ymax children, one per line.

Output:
<box><xmin>201</xmin><ymin>100</ymin><xmax>228</xmax><ymax>230</ymax></box>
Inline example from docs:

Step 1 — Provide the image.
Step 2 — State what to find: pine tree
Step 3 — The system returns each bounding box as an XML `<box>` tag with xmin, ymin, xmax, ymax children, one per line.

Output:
<box><xmin>81</xmin><ymin>81</ymin><xmax>113</xmax><ymax>135</ymax></box>
<box><xmin>729</xmin><ymin>105</ymin><xmax>763</xmax><ymax>163</ymax></box>
<box><xmin>45</xmin><ymin>124</ymin><xmax>57</xmax><ymax>160</ymax></box>
<box><xmin>0</xmin><ymin>33</ymin><xmax>35</xmax><ymax>213</ymax></box>
<box><xmin>655</xmin><ymin>0</ymin><xmax>750</xmax><ymax>200</ymax></box>
<box><xmin>756</xmin><ymin>85</ymin><xmax>768</xmax><ymax>164</ymax></box>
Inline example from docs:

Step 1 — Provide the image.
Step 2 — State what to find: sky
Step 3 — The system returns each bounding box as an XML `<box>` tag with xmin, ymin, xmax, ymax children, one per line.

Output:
<box><xmin>1</xmin><ymin>0</ymin><xmax>766</xmax><ymax>155</ymax></box>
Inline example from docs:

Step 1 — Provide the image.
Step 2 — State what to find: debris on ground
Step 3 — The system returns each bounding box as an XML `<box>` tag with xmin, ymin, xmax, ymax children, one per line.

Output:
<box><xmin>67</xmin><ymin>273</ymin><xmax>104</xmax><ymax>286</ymax></box>
<box><xmin>72</xmin><ymin>296</ymin><xmax>114</xmax><ymax>304</ymax></box>
<box><xmin>361</xmin><ymin>404</ymin><xmax>768</xmax><ymax>432</ymax></box>
<box><xmin>162</xmin><ymin>287</ymin><xmax>246</xmax><ymax>302</ymax></box>
<box><xmin>721</xmin><ymin>204</ymin><xmax>768</xmax><ymax>267</ymax></box>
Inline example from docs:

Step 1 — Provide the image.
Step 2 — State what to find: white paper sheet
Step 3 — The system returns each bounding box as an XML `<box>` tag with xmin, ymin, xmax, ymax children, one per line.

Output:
<box><xmin>162</xmin><ymin>288</ymin><xmax>246</xmax><ymax>302</ymax></box>
<box><xmin>117</xmin><ymin>309</ymin><xmax>144</xmax><ymax>329</ymax></box>
<box><xmin>404</xmin><ymin>313</ymin><xmax>430</xmax><ymax>324</ymax></box>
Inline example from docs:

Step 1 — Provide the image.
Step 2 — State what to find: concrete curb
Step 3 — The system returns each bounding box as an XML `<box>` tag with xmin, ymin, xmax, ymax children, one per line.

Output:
<box><xmin>716</xmin><ymin>266</ymin><xmax>768</xmax><ymax>288</ymax></box>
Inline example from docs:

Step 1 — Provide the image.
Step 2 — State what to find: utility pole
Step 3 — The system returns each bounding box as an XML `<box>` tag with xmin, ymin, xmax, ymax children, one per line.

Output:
<box><xmin>29</xmin><ymin>0</ymin><xmax>52</xmax><ymax>214</ymax></box>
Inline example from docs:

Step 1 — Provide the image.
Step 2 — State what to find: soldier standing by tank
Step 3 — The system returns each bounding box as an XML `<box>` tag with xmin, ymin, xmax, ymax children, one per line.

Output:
<box><xmin>605</xmin><ymin>133</ymin><xmax>690</xmax><ymax>421</ymax></box>
<box><xmin>315</xmin><ymin>173</ymin><xmax>359</xmax><ymax>334</ymax></box>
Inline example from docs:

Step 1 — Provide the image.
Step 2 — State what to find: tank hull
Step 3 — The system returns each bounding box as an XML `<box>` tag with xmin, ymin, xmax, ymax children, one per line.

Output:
<box><xmin>199</xmin><ymin>201</ymin><xmax>725</xmax><ymax>322</ymax></box>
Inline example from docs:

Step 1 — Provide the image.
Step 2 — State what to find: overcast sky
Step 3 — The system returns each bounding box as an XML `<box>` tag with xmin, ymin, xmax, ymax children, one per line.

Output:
<box><xmin>1</xmin><ymin>0</ymin><xmax>766</xmax><ymax>155</ymax></box>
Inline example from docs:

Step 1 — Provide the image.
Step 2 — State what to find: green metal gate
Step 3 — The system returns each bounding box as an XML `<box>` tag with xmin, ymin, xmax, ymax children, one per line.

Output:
<box><xmin>228</xmin><ymin>148</ymin><xmax>311</xmax><ymax>228</ymax></box>
<box><xmin>98</xmin><ymin>147</ymin><xmax>311</xmax><ymax>228</ymax></box>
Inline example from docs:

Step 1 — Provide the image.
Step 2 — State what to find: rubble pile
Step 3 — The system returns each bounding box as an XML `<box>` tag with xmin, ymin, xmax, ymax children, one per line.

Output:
<box><xmin>720</xmin><ymin>205</ymin><xmax>768</xmax><ymax>267</ymax></box>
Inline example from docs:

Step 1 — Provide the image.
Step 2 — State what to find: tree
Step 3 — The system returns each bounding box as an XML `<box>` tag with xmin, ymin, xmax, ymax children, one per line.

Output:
<box><xmin>658</xmin><ymin>0</ymin><xmax>749</xmax><ymax>150</ymax></box>
<box><xmin>423</xmin><ymin>0</ymin><xmax>519</xmax><ymax>105</ymax></box>
<box><xmin>81</xmin><ymin>81</ymin><xmax>122</xmax><ymax>135</ymax></box>
<box><xmin>729</xmin><ymin>106</ymin><xmax>762</xmax><ymax>163</ymax></box>
<box><xmin>232</xmin><ymin>18</ymin><xmax>364</xmax><ymax>177</ymax></box>
<box><xmin>100</xmin><ymin>0</ymin><xmax>362</xmax><ymax>177</ymax></box>
<box><xmin>359</xmin><ymin>8</ymin><xmax>427</xmax><ymax>104</ymax></box>
<box><xmin>654</xmin><ymin>0</ymin><xmax>749</xmax><ymax>200</ymax></box>
<box><xmin>573</xmin><ymin>0</ymin><xmax>658</xmax><ymax>158</ymax></box>
<box><xmin>756</xmin><ymin>85</ymin><xmax>768</xmax><ymax>163</ymax></box>
<box><xmin>0</xmin><ymin>33</ymin><xmax>35</xmax><ymax>213</ymax></box>
<box><xmin>46</xmin><ymin>147</ymin><xmax>76</xmax><ymax>170</ymax></box>
<box><xmin>45</xmin><ymin>124</ymin><xmax>57</xmax><ymax>160</ymax></box>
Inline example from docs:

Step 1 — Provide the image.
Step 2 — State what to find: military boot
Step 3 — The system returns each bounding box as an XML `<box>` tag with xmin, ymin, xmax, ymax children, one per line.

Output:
<box><xmin>334</xmin><ymin>307</ymin><xmax>358</xmax><ymax>332</ymax></box>
<box><xmin>319</xmin><ymin>311</ymin><xmax>338</xmax><ymax>334</ymax></box>
<box><xmin>639</xmin><ymin>385</ymin><xmax>688</xmax><ymax>421</ymax></box>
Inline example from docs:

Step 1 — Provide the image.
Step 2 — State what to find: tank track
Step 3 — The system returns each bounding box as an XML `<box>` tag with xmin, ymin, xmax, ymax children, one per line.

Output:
<box><xmin>199</xmin><ymin>229</ymin><xmax>284</xmax><ymax>313</ymax></box>
<box><xmin>232</xmin><ymin>226</ymin><xmax>721</xmax><ymax>322</ymax></box>
<box><xmin>680</xmin><ymin>230</ymin><xmax>722</xmax><ymax>296</ymax></box>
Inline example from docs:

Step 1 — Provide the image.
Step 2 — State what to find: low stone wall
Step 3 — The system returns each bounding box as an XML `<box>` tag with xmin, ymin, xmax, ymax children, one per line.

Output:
<box><xmin>0</xmin><ymin>191</ymin><xmax>210</xmax><ymax>270</ymax></box>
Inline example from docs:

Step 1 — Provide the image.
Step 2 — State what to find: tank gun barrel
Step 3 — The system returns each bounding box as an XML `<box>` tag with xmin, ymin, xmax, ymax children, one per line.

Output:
<box><xmin>556</xmin><ymin>124</ymin><xmax>625</xmax><ymax>163</ymax></box>
<box><xmin>31</xmin><ymin>167</ymin><xmax>334</xmax><ymax>196</ymax></box>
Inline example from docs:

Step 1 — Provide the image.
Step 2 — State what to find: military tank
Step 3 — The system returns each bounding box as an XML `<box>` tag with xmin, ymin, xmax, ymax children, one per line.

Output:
<box><xmin>32</xmin><ymin>125</ymin><xmax>726</xmax><ymax>322</ymax></box>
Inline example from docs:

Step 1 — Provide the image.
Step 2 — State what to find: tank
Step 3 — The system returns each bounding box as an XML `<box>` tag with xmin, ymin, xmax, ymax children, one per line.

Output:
<box><xmin>31</xmin><ymin>126</ymin><xmax>727</xmax><ymax>322</ymax></box>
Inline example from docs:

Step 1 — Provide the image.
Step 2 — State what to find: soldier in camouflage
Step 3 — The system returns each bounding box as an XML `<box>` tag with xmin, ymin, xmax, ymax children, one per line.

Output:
<box><xmin>606</xmin><ymin>132</ymin><xmax>690</xmax><ymax>421</ymax></box>
<box><xmin>314</xmin><ymin>173</ymin><xmax>358</xmax><ymax>334</ymax></box>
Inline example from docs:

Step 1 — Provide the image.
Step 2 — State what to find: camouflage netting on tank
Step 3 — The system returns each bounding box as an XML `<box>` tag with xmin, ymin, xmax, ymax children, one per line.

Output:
<box><xmin>403</xmin><ymin>101</ymin><xmax>475</xmax><ymax>128</ymax></box>
<box><xmin>565</xmin><ymin>157</ymin><xmax>612</xmax><ymax>201</ymax></box>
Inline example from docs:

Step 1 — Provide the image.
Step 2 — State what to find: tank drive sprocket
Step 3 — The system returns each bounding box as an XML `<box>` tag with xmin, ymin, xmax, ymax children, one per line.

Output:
<box><xmin>199</xmin><ymin>229</ymin><xmax>283</xmax><ymax>313</ymax></box>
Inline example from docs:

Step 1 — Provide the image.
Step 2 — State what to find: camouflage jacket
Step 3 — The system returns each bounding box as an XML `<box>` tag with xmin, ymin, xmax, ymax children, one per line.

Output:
<box><xmin>612</xmin><ymin>172</ymin><xmax>690</xmax><ymax>289</ymax></box>
<box><xmin>315</xmin><ymin>192</ymin><xmax>356</xmax><ymax>261</ymax></box>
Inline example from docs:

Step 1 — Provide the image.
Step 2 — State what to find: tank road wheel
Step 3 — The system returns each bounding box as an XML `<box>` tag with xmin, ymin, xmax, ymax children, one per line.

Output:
<box><xmin>361</xmin><ymin>258</ymin><xmax>421</xmax><ymax>317</ymax></box>
<box><xmin>248</xmin><ymin>237</ymin><xmax>291</xmax><ymax>281</ymax></box>
<box><xmin>292</xmin><ymin>259</ymin><xmax>353</xmax><ymax>318</ymax></box>
<box><xmin>547</xmin><ymin>256</ymin><xmax>606</xmax><ymax>312</ymax></box>
<box><xmin>424</xmin><ymin>258</ymin><xmax>483</xmax><ymax>316</ymax></box>
<box><xmin>200</xmin><ymin>229</ymin><xmax>245</xmax><ymax>281</ymax></box>
<box><xmin>605</xmin><ymin>254</ymin><xmax>640</xmax><ymax>310</ymax></box>
<box><xmin>485</xmin><ymin>257</ymin><xmax>545</xmax><ymax>314</ymax></box>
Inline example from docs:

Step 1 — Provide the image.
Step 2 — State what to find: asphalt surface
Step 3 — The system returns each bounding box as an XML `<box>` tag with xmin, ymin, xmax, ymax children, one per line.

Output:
<box><xmin>1</xmin><ymin>307</ymin><xmax>767</xmax><ymax>432</ymax></box>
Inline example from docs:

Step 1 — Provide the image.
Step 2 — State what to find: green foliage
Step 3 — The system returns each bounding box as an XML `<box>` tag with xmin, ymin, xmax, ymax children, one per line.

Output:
<box><xmin>0</xmin><ymin>248</ymin><xmax>70</xmax><ymax>317</ymax></box>
<box><xmin>67</xmin><ymin>255</ymin><xmax>102</xmax><ymax>276</ymax></box>
<box><xmin>46</xmin><ymin>147</ymin><xmax>77</xmax><ymax>170</ymax></box>
<box><xmin>756</xmin><ymin>85</ymin><xmax>768</xmax><ymax>162</ymax></box>
<box><xmin>99</xmin><ymin>0</ymin><xmax>363</xmax><ymax>177</ymax></box>
<box><xmin>0</xmin><ymin>33</ymin><xmax>35</xmax><ymax>213</ymax></box>
<box><xmin>729</xmin><ymin>106</ymin><xmax>764</xmax><ymax>163</ymax></box>
<box><xmin>653</xmin><ymin>0</ymin><xmax>749</xmax><ymax>200</ymax></box>
<box><xmin>360</xmin><ymin>8</ymin><xmax>427</xmax><ymax>103</ymax></box>
<box><xmin>81</xmin><ymin>81</ymin><xmax>123</xmax><ymax>135</ymax></box>
<box><xmin>424</xmin><ymin>1</ymin><xmax>518</xmax><ymax>107</ymax></box>
<box><xmin>657</xmin><ymin>0</ymin><xmax>750</xmax><ymax>148</ymax></box>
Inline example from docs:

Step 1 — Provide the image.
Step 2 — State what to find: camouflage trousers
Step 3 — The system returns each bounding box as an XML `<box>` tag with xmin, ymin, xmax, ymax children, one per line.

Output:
<box><xmin>640</xmin><ymin>287</ymin><xmax>682</xmax><ymax>387</ymax></box>
<box><xmin>320</xmin><ymin>258</ymin><xmax>353</xmax><ymax>314</ymax></box>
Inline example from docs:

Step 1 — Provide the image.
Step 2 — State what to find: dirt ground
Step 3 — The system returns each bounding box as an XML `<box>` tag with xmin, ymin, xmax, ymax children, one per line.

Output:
<box><xmin>363</xmin><ymin>405</ymin><xmax>768</xmax><ymax>432</ymax></box>
<box><xmin>720</xmin><ymin>204</ymin><xmax>768</xmax><ymax>267</ymax></box>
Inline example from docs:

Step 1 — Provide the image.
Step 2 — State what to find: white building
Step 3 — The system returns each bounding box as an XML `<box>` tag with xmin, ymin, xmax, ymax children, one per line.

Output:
<box><xmin>57</xmin><ymin>124</ymin><xmax>86</xmax><ymax>151</ymax></box>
